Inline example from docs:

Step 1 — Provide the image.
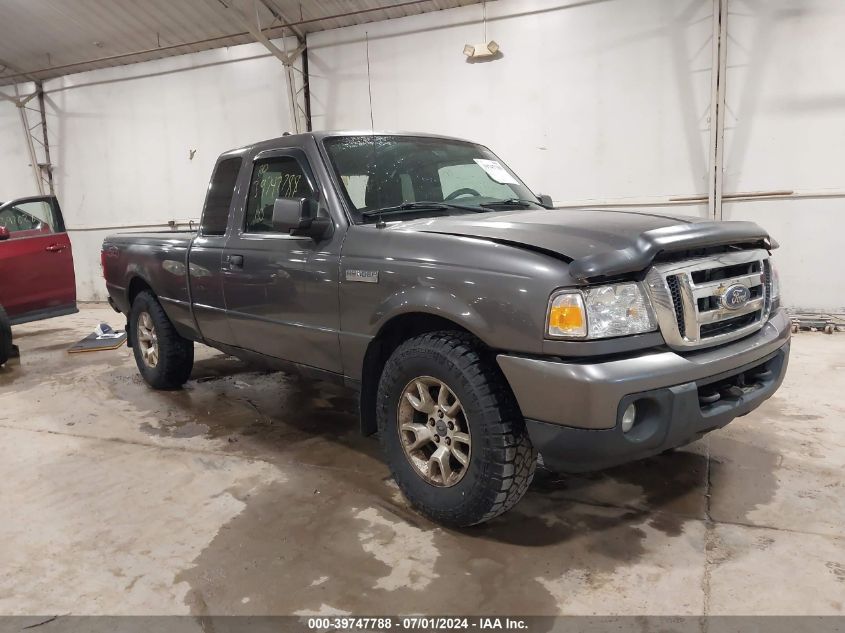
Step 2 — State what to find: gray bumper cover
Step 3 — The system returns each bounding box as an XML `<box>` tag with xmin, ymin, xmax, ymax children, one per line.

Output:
<box><xmin>497</xmin><ymin>308</ymin><xmax>791</xmax><ymax>430</ymax></box>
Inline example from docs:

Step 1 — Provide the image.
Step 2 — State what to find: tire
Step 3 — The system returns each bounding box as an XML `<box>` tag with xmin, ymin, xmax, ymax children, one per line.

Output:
<box><xmin>129</xmin><ymin>290</ymin><xmax>194</xmax><ymax>389</ymax></box>
<box><xmin>376</xmin><ymin>331</ymin><xmax>537</xmax><ymax>527</ymax></box>
<box><xmin>0</xmin><ymin>305</ymin><xmax>12</xmax><ymax>367</ymax></box>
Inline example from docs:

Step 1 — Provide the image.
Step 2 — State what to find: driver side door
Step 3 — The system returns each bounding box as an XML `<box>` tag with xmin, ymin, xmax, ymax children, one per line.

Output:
<box><xmin>0</xmin><ymin>196</ymin><xmax>77</xmax><ymax>323</ymax></box>
<box><xmin>222</xmin><ymin>149</ymin><xmax>343</xmax><ymax>372</ymax></box>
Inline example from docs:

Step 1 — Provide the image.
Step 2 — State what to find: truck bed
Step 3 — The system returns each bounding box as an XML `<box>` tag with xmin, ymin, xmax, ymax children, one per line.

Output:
<box><xmin>102</xmin><ymin>231</ymin><xmax>196</xmax><ymax>330</ymax></box>
<box><xmin>104</xmin><ymin>230</ymin><xmax>196</xmax><ymax>244</ymax></box>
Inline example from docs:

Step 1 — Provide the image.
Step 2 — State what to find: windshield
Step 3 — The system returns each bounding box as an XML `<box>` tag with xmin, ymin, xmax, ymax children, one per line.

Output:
<box><xmin>322</xmin><ymin>135</ymin><xmax>543</xmax><ymax>223</ymax></box>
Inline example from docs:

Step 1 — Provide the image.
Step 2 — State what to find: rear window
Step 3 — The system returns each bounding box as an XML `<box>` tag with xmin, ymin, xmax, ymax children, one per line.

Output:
<box><xmin>200</xmin><ymin>157</ymin><xmax>242</xmax><ymax>236</ymax></box>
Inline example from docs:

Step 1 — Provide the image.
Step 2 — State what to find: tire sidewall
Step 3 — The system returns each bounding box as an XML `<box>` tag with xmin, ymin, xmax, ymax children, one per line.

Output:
<box><xmin>129</xmin><ymin>292</ymin><xmax>166</xmax><ymax>386</ymax></box>
<box><xmin>0</xmin><ymin>305</ymin><xmax>11</xmax><ymax>366</ymax></box>
<box><xmin>378</xmin><ymin>341</ymin><xmax>507</xmax><ymax>517</ymax></box>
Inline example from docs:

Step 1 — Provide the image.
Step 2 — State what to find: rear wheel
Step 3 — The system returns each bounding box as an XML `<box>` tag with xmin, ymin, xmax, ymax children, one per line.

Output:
<box><xmin>376</xmin><ymin>331</ymin><xmax>537</xmax><ymax>527</ymax></box>
<box><xmin>129</xmin><ymin>291</ymin><xmax>194</xmax><ymax>389</ymax></box>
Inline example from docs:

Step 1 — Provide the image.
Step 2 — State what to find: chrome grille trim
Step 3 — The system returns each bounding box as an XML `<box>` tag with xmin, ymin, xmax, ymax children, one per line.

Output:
<box><xmin>644</xmin><ymin>248</ymin><xmax>771</xmax><ymax>350</ymax></box>
<box><xmin>665</xmin><ymin>275</ymin><xmax>686</xmax><ymax>338</ymax></box>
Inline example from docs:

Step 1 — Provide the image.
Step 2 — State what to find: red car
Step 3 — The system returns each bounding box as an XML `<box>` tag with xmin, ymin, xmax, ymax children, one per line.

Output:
<box><xmin>0</xmin><ymin>195</ymin><xmax>77</xmax><ymax>364</ymax></box>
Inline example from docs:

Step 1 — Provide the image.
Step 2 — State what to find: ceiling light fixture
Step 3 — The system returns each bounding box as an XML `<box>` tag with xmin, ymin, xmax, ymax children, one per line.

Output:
<box><xmin>463</xmin><ymin>40</ymin><xmax>499</xmax><ymax>59</ymax></box>
<box><xmin>463</xmin><ymin>2</ymin><xmax>500</xmax><ymax>61</ymax></box>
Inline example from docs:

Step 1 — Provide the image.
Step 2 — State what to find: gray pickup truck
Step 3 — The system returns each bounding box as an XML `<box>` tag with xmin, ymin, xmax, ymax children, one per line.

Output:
<box><xmin>102</xmin><ymin>131</ymin><xmax>790</xmax><ymax>527</ymax></box>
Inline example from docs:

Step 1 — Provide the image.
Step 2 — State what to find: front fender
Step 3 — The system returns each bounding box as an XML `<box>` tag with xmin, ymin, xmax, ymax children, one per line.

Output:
<box><xmin>338</xmin><ymin>226</ymin><xmax>574</xmax><ymax>380</ymax></box>
<box><xmin>371</xmin><ymin>284</ymin><xmax>491</xmax><ymax>343</ymax></box>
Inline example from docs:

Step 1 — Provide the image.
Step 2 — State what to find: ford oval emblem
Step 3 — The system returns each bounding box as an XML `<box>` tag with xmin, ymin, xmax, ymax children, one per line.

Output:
<box><xmin>721</xmin><ymin>284</ymin><xmax>751</xmax><ymax>310</ymax></box>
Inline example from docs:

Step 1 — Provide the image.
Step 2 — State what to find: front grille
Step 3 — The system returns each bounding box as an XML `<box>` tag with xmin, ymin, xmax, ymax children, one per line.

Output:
<box><xmin>763</xmin><ymin>259</ymin><xmax>773</xmax><ymax>312</ymax></box>
<box><xmin>691</xmin><ymin>261</ymin><xmax>759</xmax><ymax>284</ymax></box>
<box><xmin>645</xmin><ymin>248</ymin><xmax>771</xmax><ymax>350</ymax></box>
<box><xmin>699</xmin><ymin>310</ymin><xmax>760</xmax><ymax>337</ymax></box>
<box><xmin>666</xmin><ymin>275</ymin><xmax>686</xmax><ymax>338</ymax></box>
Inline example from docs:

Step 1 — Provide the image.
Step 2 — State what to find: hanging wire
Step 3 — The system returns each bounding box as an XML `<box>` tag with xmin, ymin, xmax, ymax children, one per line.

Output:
<box><xmin>365</xmin><ymin>31</ymin><xmax>375</xmax><ymax>131</ymax></box>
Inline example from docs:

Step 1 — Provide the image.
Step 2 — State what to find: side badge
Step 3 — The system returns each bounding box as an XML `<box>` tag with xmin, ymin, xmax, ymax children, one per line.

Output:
<box><xmin>345</xmin><ymin>269</ymin><xmax>379</xmax><ymax>284</ymax></box>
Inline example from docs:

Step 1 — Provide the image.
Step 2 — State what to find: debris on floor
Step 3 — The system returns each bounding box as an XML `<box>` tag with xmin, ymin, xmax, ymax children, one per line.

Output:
<box><xmin>67</xmin><ymin>322</ymin><xmax>127</xmax><ymax>354</ymax></box>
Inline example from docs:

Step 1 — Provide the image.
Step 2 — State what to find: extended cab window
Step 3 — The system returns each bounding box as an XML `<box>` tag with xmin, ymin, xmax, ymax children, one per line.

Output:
<box><xmin>201</xmin><ymin>157</ymin><xmax>242</xmax><ymax>236</ymax></box>
<box><xmin>0</xmin><ymin>200</ymin><xmax>61</xmax><ymax>237</ymax></box>
<box><xmin>245</xmin><ymin>156</ymin><xmax>314</xmax><ymax>233</ymax></box>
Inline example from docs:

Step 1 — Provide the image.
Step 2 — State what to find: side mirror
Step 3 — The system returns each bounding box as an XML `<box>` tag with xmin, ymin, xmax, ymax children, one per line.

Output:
<box><xmin>0</xmin><ymin>226</ymin><xmax>10</xmax><ymax>241</ymax></box>
<box><xmin>537</xmin><ymin>194</ymin><xmax>554</xmax><ymax>208</ymax></box>
<box><xmin>271</xmin><ymin>197</ymin><xmax>331</xmax><ymax>239</ymax></box>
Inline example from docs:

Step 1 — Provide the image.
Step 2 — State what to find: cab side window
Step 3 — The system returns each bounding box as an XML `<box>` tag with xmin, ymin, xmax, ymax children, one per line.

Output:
<box><xmin>245</xmin><ymin>157</ymin><xmax>314</xmax><ymax>233</ymax></box>
<box><xmin>201</xmin><ymin>157</ymin><xmax>242</xmax><ymax>236</ymax></box>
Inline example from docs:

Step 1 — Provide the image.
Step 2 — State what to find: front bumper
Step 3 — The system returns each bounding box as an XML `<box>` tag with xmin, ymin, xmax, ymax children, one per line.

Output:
<box><xmin>497</xmin><ymin>308</ymin><xmax>791</xmax><ymax>473</ymax></box>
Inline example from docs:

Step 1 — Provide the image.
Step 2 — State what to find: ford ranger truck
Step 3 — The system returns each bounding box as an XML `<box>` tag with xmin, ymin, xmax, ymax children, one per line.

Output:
<box><xmin>102</xmin><ymin>132</ymin><xmax>789</xmax><ymax>527</ymax></box>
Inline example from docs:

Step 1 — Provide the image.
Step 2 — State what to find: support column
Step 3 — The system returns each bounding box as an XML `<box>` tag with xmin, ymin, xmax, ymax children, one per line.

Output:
<box><xmin>708</xmin><ymin>0</ymin><xmax>729</xmax><ymax>220</ymax></box>
<box><xmin>37</xmin><ymin>85</ymin><xmax>55</xmax><ymax>195</ymax></box>
<box><xmin>12</xmin><ymin>84</ymin><xmax>49</xmax><ymax>196</ymax></box>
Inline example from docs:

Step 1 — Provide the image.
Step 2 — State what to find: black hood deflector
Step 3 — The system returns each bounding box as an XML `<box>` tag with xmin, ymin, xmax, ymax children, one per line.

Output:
<box><xmin>568</xmin><ymin>220</ymin><xmax>776</xmax><ymax>282</ymax></box>
<box><xmin>395</xmin><ymin>208</ymin><xmax>776</xmax><ymax>282</ymax></box>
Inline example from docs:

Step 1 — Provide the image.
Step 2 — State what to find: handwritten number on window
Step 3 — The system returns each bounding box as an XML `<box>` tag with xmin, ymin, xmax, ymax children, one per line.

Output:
<box><xmin>249</xmin><ymin>161</ymin><xmax>307</xmax><ymax>231</ymax></box>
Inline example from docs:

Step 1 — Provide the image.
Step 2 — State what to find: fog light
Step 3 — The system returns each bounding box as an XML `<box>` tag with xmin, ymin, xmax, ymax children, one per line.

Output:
<box><xmin>621</xmin><ymin>403</ymin><xmax>637</xmax><ymax>433</ymax></box>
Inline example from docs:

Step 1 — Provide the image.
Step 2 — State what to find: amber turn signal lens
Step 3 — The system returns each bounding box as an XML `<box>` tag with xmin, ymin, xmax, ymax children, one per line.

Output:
<box><xmin>549</xmin><ymin>305</ymin><xmax>583</xmax><ymax>330</ymax></box>
<box><xmin>548</xmin><ymin>293</ymin><xmax>587</xmax><ymax>337</ymax></box>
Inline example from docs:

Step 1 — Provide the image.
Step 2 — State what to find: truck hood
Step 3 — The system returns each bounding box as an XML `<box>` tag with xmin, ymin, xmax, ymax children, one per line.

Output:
<box><xmin>393</xmin><ymin>208</ymin><xmax>776</xmax><ymax>282</ymax></box>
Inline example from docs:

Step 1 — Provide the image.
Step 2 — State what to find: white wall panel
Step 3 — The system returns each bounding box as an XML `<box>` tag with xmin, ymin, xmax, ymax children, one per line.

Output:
<box><xmin>308</xmin><ymin>0</ymin><xmax>715</xmax><ymax>208</ymax></box>
<box><xmin>42</xmin><ymin>39</ymin><xmax>297</xmax><ymax>300</ymax></box>
<box><xmin>723</xmin><ymin>198</ymin><xmax>843</xmax><ymax>313</ymax></box>
<box><xmin>1</xmin><ymin>0</ymin><xmax>840</xmax><ymax>311</ymax></box>
<box><xmin>723</xmin><ymin>0</ymin><xmax>845</xmax><ymax>193</ymax></box>
<box><xmin>723</xmin><ymin>0</ymin><xmax>845</xmax><ymax>311</ymax></box>
<box><xmin>0</xmin><ymin>82</ymin><xmax>41</xmax><ymax>201</ymax></box>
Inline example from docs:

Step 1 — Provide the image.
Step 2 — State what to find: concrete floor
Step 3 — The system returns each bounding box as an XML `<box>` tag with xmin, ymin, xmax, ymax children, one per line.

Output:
<box><xmin>0</xmin><ymin>305</ymin><xmax>843</xmax><ymax>616</ymax></box>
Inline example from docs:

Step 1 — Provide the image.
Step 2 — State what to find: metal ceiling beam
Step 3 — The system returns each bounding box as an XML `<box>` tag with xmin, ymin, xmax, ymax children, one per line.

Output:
<box><xmin>0</xmin><ymin>56</ymin><xmax>40</xmax><ymax>83</ymax></box>
<box><xmin>258</xmin><ymin>0</ymin><xmax>306</xmax><ymax>42</ymax></box>
<box><xmin>0</xmin><ymin>0</ymin><xmax>452</xmax><ymax>84</ymax></box>
<box><xmin>218</xmin><ymin>0</ymin><xmax>309</xmax><ymax>133</ymax></box>
<box><xmin>221</xmin><ymin>0</ymin><xmax>303</xmax><ymax>67</ymax></box>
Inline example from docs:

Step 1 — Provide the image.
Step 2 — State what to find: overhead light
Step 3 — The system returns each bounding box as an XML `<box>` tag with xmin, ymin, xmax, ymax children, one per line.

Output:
<box><xmin>463</xmin><ymin>40</ymin><xmax>500</xmax><ymax>59</ymax></box>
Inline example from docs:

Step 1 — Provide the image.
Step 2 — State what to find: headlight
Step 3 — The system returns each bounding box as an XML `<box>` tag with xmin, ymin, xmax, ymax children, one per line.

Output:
<box><xmin>547</xmin><ymin>282</ymin><xmax>657</xmax><ymax>339</ymax></box>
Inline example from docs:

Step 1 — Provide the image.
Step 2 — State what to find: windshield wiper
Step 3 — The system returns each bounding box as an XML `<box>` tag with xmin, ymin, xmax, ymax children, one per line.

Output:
<box><xmin>479</xmin><ymin>198</ymin><xmax>551</xmax><ymax>210</ymax></box>
<box><xmin>361</xmin><ymin>201</ymin><xmax>483</xmax><ymax>220</ymax></box>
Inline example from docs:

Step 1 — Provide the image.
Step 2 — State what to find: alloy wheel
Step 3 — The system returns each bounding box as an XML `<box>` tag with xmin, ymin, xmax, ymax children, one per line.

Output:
<box><xmin>136</xmin><ymin>311</ymin><xmax>159</xmax><ymax>368</ymax></box>
<box><xmin>397</xmin><ymin>376</ymin><xmax>472</xmax><ymax>487</ymax></box>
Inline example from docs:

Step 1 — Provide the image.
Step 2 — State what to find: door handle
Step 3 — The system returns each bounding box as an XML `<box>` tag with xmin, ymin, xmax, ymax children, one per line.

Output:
<box><xmin>45</xmin><ymin>244</ymin><xmax>66</xmax><ymax>252</ymax></box>
<box><xmin>226</xmin><ymin>254</ymin><xmax>244</xmax><ymax>270</ymax></box>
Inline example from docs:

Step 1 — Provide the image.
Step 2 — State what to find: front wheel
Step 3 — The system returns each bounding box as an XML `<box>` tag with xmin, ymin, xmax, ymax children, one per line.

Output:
<box><xmin>129</xmin><ymin>290</ymin><xmax>194</xmax><ymax>389</ymax></box>
<box><xmin>376</xmin><ymin>332</ymin><xmax>537</xmax><ymax>527</ymax></box>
